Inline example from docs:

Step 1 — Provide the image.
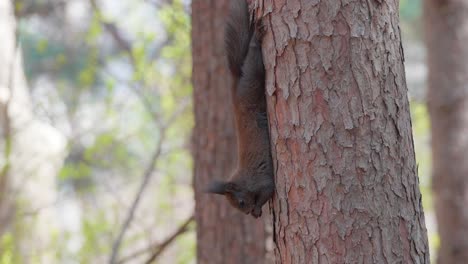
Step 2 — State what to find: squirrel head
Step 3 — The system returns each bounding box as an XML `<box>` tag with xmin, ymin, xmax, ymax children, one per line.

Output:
<box><xmin>205</xmin><ymin>181</ymin><xmax>256</xmax><ymax>215</ymax></box>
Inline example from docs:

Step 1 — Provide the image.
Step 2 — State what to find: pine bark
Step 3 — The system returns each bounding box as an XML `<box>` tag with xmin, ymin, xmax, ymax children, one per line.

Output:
<box><xmin>192</xmin><ymin>1</ymin><xmax>269</xmax><ymax>263</ymax></box>
<box><xmin>424</xmin><ymin>0</ymin><xmax>468</xmax><ymax>263</ymax></box>
<box><xmin>255</xmin><ymin>0</ymin><xmax>430</xmax><ymax>263</ymax></box>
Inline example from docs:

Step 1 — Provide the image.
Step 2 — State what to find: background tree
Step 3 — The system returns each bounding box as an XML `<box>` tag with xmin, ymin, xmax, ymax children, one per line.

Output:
<box><xmin>424</xmin><ymin>0</ymin><xmax>468</xmax><ymax>263</ymax></box>
<box><xmin>192</xmin><ymin>0</ymin><xmax>271</xmax><ymax>263</ymax></box>
<box><xmin>0</xmin><ymin>1</ymin><xmax>65</xmax><ymax>262</ymax></box>
<box><xmin>254</xmin><ymin>0</ymin><xmax>430</xmax><ymax>262</ymax></box>
<box><xmin>2</xmin><ymin>0</ymin><xmax>195</xmax><ymax>263</ymax></box>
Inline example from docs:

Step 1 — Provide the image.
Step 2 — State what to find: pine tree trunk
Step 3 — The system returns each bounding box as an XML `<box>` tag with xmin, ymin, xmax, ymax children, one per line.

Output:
<box><xmin>192</xmin><ymin>1</ymin><xmax>269</xmax><ymax>263</ymax></box>
<box><xmin>424</xmin><ymin>1</ymin><xmax>468</xmax><ymax>263</ymax></box>
<box><xmin>255</xmin><ymin>0</ymin><xmax>430</xmax><ymax>262</ymax></box>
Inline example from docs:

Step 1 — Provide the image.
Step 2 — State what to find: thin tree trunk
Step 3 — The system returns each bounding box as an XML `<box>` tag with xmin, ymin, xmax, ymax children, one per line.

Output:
<box><xmin>192</xmin><ymin>1</ymin><xmax>269</xmax><ymax>263</ymax></box>
<box><xmin>255</xmin><ymin>0</ymin><xmax>430</xmax><ymax>262</ymax></box>
<box><xmin>424</xmin><ymin>1</ymin><xmax>468</xmax><ymax>263</ymax></box>
<box><xmin>0</xmin><ymin>0</ymin><xmax>17</xmax><ymax>237</ymax></box>
<box><xmin>0</xmin><ymin>1</ymin><xmax>65</xmax><ymax>262</ymax></box>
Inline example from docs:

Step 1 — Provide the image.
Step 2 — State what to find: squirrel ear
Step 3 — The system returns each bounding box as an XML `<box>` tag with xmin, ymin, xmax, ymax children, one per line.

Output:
<box><xmin>205</xmin><ymin>181</ymin><xmax>238</xmax><ymax>195</ymax></box>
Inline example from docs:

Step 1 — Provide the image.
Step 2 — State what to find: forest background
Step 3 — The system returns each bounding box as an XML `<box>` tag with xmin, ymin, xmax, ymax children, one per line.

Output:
<box><xmin>0</xmin><ymin>0</ymin><xmax>433</xmax><ymax>263</ymax></box>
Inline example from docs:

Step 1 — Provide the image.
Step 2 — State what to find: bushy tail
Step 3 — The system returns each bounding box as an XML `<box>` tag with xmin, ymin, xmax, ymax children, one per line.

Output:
<box><xmin>225</xmin><ymin>0</ymin><xmax>253</xmax><ymax>79</ymax></box>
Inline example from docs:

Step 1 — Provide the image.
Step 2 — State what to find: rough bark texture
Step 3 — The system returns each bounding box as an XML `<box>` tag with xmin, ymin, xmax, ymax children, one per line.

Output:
<box><xmin>192</xmin><ymin>1</ymin><xmax>270</xmax><ymax>263</ymax></box>
<box><xmin>424</xmin><ymin>1</ymin><xmax>468</xmax><ymax>263</ymax></box>
<box><xmin>254</xmin><ymin>0</ymin><xmax>430</xmax><ymax>263</ymax></box>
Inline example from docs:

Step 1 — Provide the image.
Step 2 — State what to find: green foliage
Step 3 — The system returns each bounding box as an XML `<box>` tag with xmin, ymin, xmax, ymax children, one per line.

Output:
<box><xmin>86</xmin><ymin>15</ymin><xmax>103</xmax><ymax>43</ymax></box>
<box><xmin>0</xmin><ymin>209</ymin><xmax>28</xmax><ymax>264</ymax></box>
<box><xmin>84</xmin><ymin>132</ymin><xmax>136</xmax><ymax>169</ymax></box>
<box><xmin>411</xmin><ymin>103</ymin><xmax>429</xmax><ymax>136</ymax></box>
<box><xmin>429</xmin><ymin>233</ymin><xmax>440</xmax><ymax>264</ymax></box>
<box><xmin>175</xmin><ymin>230</ymin><xmax>196</xmax><ymax>264</ymax></box>
<box><xmin>15</xmin><ymin>0</ymin><xmax>195</xmax><ymax>262</ymax></box>
<box><xmin>159</xmin><ymin>0</ymin><xmax>191</xmax><ymax>61</ymax></box>
<box><xmin>19</xmin><ymin>26</ymin><xmax>99</xmax><ymax>88</ymax></box>
<box><xmin>399</xmin><ymin>0</ymin><xmax>423</xmax><ymax>41</ymax></box>
<box><xmin>78</xmin><ymin>212</ymin><xmax>112</xmax><ymax>263</ymax></box>
<box><xmin>58</xmin><ymin>162</ymin><xmax>92</xmax><ymax>181</ymax></box>
<box><xmin>0</xmin><ymin>233</ymin><xmax>14</xmax><ymax>264</ymax></box>
<box><xmin>410</xmin><ymin>101</ymin><xmax>432</xmax><ymax>211</ymax></box>
<box><xmin>409</xmin><ymin>101</ymin><xmax>438</xmax><ymax>261</ymax></box>
<box><xmin>132</xmin><ymin>43</ymin><xmax>148</xmax><ymax>82</ymax></box>
<box><xmin>14</xmin><ymin>1</ymin><xmax>24</xmax><ymax>14</ymax></box>
<box><xmin>400</xmin><ymin>0</ymin><xmax>421</xmax><ymax>21</ymax></box>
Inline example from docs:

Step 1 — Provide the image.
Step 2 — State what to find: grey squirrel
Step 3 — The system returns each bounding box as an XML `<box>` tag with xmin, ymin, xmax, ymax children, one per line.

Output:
<box><xmin>205</xmin><ymin>0</ymin><xmax>274</xmax><ymax>218</ymax></box>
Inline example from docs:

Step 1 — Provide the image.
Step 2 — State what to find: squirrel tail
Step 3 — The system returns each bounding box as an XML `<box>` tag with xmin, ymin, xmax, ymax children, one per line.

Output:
<box><xmin>225</xmin><ymin>0</ymin><xmax>253</xmax><ymax>79</ymax></box>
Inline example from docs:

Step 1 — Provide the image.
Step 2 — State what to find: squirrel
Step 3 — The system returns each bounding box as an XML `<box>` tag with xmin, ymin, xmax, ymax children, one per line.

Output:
<box><xmin>205</xmin><ymin>0</ymin><xmax>274</xmax><ymax>218</ymax></box>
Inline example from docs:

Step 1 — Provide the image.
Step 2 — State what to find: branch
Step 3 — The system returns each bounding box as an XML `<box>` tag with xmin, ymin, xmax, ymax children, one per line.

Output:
<box><xmin>87</xmin><ymin>2</ymin><xmax>190</xmax><ymax>262</ymax></box>
<box><xmin>88</xmin><ymin>0</ymin><xmax>135</xmax><ymax>64</ymax></box>
<box><xmin>90</xmin><ymin>0</ymin><xmax>174</xmax><ymax>122</ymax></box>
<box><xmin>15</xmin><ymin>0</ymin><xmax>67</xmax><ymax>18</ymax></box>
<box><xmin>108</xmin><ymin>131</ymin><xmax>165</xmax><ymax>264</ymax></box>
<box><xmin>144</xmin><ymin>215</ymin><xmax>194</xmax><ymax>264</ymax></box>
<box><xmin>116</xmin><ymin>215</ymin><xmax>194</xmax><ymax>264</ymax></box>
<box><xmin>108</xmin><ymin>93</ymin><xmax>191</xmax><ymax>263</ymax></box>
<box><xmin>89</xmin><ymin>0</ymin><xmax>174</xmax><ymax>64</ymax></box>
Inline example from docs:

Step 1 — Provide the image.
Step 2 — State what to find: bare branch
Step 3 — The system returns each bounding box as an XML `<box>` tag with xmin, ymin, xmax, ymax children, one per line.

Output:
<box><xmin>88</xmin><ymin>0</ymin><xmax>135</xmax><ymax>63</ymax></box>
<box><xmin>87</xmin><ymin>1</ymin><xmax>190</xmax><ymax>262</ymax></box>
<box><xmin>143</xmin><ymin>214</ymin><xmax>193</xmax><ymax>263</ymax></box>
<box><xmin>90</xmin><ymin>0</ymin><xmax>173</xmax><ymax>124</ymax></box>
<box><xmin>15</xmin><ymin>0</ymin><xmax>67</xmax><ymax>18</ymax></box>
<box><xmin>109</xmin><ymin>126</ymin><xmax>167</xmax><ymax>263</ymax></box>
<box><xmin>116</xmin><ymin>214</ymin><xmax>194</xmax><ymax>264</ymax></box>
<box><xmin>89</xmin><ymin>0</ymin><xmax>174</xmax><ymax>65</ymax></box>
<box><xmin>108</xmin><ymin>86</ymin><xmax>191</xmax><ymax>262</ymax></box>
<box><xmin>107</xmin><ymin>90</ymin><xmax>191</xmax><ymax>262</ymax></box>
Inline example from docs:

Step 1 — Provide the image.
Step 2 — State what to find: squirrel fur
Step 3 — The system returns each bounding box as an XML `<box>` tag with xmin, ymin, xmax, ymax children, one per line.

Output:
<box><xmin>206</xmin><ymin>0</ymin><xmax>274</xmax><ymax>218</ymax></box>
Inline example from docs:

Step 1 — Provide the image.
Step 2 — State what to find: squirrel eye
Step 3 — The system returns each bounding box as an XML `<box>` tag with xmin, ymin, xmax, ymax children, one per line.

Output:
<box><xmin>239</xmin><ymin>200</ymin><xmax>245</xmax><ymax>208</ymax></box>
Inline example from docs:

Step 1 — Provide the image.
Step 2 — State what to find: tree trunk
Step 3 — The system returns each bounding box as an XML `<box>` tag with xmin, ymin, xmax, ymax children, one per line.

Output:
<box><xmin>255</xmin><ymin>0</ymin><xmax>430</xmax><ymax>263</ymax></box>
<box><xmin>424</xmin><ymin>1</ymin><xmax>468</xmax><ymax>263</ymax></box>
<box><xmin>192</xmin><ymin>1</ymin><xmax>269</xmax><ymax>263</ymax></box>
<box><xmin>0</xmin><ymin>0</ymin><xmax>16</xmax><ymax>236</ymax></box>
<box><xmin>0</xmin><ymin>1</ymin><xmax>65</xmax><ymax>262</ymax></box>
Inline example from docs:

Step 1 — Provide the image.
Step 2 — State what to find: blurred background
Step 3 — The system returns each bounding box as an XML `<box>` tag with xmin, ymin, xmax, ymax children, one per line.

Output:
<box><xmin>0</xmin><ymin>0</ymin><xmax>432</xmax><ymax>263</ymax></box>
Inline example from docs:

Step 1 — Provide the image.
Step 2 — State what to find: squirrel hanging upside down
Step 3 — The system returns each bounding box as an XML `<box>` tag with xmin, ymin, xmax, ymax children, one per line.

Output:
<box><xmin>206</xmin><ymin>0</ymin><xmax>275</xmax><ymax>218</ymax></box>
